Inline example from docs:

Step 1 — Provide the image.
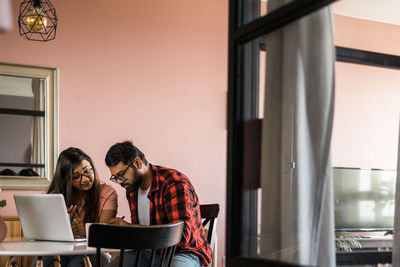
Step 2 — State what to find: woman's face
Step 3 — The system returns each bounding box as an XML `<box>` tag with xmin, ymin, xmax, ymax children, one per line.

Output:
<box><xmin>71</xmin><ymin>159</ymin><xmax>95</xmax><ymax>192</ymax></box>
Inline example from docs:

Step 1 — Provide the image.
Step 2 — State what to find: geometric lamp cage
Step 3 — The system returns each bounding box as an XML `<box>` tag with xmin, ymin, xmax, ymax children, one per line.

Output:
<box><xmin>18</xmin><ymin>0</ymin><xmax>57</xmax><ymax>41</ymax></box>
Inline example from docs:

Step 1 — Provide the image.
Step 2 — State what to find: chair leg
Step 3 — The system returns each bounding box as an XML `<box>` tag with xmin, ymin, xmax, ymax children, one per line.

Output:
<box><xmin>83</xmin><ymin>256</ymin><xmax>92</xmax><ymax>267</ymax></box>
<box><xmin>148</xmin><ymin>250</ymin><xmax>156</xmax><ymax>267</ymax></box>
<box><xmin>5</xmin><ymin>256</ymin><xmax>17</xmax><ymax>267</ymax></box>
<box><xmin>35</xmin><ymin>256</ymin><xmax>42</xmax><ymax>267</ymax></box>
<box><xmin>119</xmin><ymin>249</ymin><xmax>125</xmax><ymax>267</ymax></box>
<box><xmin>159</xmin><ymin>248</ymin><xmax>167</xmax><ymax>267</ymax></box>
<box><xmin>53</xmin><ymin>255</ymin><xmax>61</xmax><ymax>267</ymax></box>
<box><xmin>134</xmin><ymin>250</ymin><xmax>141</xmax><ymax>267</ymax></box>
<box><xmin>167</xmin><ymin>246</ymin><xmax>177</xmax><ymax>267</ymax></box>
<box><xmin>96</xmin><ymin>248</ymin><xmax>101</xmax><ymax>267</ymax></box>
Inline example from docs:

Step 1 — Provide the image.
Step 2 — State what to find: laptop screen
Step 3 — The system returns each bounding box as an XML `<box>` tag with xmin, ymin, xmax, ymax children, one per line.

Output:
<box><xmin>14</xmin><ymin>194</ymin><xmax>83</xmax><ymax>242</ymax></box>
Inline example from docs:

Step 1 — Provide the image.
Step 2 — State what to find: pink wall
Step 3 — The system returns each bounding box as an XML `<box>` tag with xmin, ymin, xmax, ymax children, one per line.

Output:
<box><xmin>334</xmin><ymin>14</ymin><xmax>400</xmax><ymax>56</ymax></box>
<box><xmin>0</xmin><ymin>0</ymin><xmax>228</xmax><ymax>265</ymax></box>
<box><xmin>333</xmin><ymin>62</ymin><xmax>400</xmax><ymax>169</ymax></box>
<box><xmin>332</xmin><ymin>15</ymin><xmax>400</xmax><ymax>169</ymax></box>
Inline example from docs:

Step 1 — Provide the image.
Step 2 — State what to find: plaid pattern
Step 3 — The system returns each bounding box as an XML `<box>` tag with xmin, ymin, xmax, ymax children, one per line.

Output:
<box><xmin>127</xmin><ymin>164</ymin><xmax>212</xmax><ymax>266</ymax></box>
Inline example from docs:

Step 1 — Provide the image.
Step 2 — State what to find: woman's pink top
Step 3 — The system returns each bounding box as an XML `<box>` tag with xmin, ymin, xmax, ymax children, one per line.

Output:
<box><xmin>76</xmin><ymin>183</ymin><xmax>118</xmax><ymax>222</ymax></box>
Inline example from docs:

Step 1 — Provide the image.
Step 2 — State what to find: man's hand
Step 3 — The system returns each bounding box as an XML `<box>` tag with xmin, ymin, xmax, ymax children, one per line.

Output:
<box><xmin>108</xmin><ymin>217</ymin><xmax>130</xmax><ymax>226</ymax></box>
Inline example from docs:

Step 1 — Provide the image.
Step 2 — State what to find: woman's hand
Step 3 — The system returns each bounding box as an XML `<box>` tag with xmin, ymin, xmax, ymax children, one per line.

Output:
<box><xmin>71</xmin><ymin>217</ymin><xmax>85</xmax><ymax>237</ymax></box>
<box><xmin>67</xmin><ymin>205</ymin><xmax>78</xmax><ymax>221</ymax></box>
<box><xmin>68</xmin><ymin>205</ymin><xmax>84</xmax><ymax>237</ymax></box>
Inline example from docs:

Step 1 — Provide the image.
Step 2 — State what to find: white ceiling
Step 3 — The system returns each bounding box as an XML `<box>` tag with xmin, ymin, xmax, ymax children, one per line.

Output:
<box><xmin>333</xmin><ymin>0</ymin><xmax>400</xmax><ymax>26</ymax></box>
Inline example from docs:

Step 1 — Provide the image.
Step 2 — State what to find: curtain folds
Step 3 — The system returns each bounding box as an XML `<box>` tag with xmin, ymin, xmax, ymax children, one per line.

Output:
<box><xmin>31</xmin><ymin>78</ymin><xmax>45</xmax><ymax>177</ymax></box>
<box><xmin>260</xmin><ymin>2</ymin><xmax>335</xmax><ymax>266</ymax></box>
<box><xmin>392</xmin><ymin>122</ymin><xmax>400</xmax><ymax>266</ymax></box>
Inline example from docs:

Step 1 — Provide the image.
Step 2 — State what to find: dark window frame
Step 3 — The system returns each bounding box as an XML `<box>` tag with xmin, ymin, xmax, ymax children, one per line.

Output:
<box><xmin>228</xmin><ymin>3</ymin><xmax>400</xmax><ymax>262</ymax></box>
<box><xmin>336</xmin><ymin>46</ymin><xmax>400</xmax><ymax>70</ymax></box>
<box><xmin>227</xmin><ymin>0</ymin><xmax>338</xmax><ymax>266</ymax></box>
<box><xmin>334</xmin><ymin>47</ymin><xmax>400</xmax><ymax>265</ymax></box>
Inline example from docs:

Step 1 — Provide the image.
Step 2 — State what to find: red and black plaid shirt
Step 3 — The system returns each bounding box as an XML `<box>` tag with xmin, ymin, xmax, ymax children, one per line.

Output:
<box><xmin>127</xmin><ymin>164</ymin><xmax>212</xmax><ymax>266</ymax></box>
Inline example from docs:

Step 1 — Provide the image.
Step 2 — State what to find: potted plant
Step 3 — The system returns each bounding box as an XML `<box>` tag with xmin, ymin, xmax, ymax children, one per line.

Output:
<box><xmin>0</xmin><ymin>188</ymin><xmax>7</xmax><ymax>242</ymax></box>
<box><xmin>335</xmin><ymin>231</ymin><xmax>362</xmax><ymax>252</ymax></box>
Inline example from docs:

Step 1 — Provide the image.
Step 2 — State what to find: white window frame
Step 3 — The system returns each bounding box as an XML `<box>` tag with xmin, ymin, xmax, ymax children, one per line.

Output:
<box><xmin>0</xmin><ymin>62</ymin><xmax>58</xmax><ymax>189</ymax></box>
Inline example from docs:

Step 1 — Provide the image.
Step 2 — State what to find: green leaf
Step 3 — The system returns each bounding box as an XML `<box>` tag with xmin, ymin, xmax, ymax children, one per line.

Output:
<box><xmin>335</xmin><ymin>231</ymin><xmax>362</xmax><ymax>252</ymax></box>
<box><xmin>0</xmin><ymin>199</ymin><xmax>6</xmax><ymax>207</ymax></box>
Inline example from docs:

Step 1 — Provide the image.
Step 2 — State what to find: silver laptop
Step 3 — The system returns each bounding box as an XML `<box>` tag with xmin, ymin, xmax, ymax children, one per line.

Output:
<box><xmin>14</xmin><ymin>194</ymin><xmax>86</xmax><ymax>242</ymax></box>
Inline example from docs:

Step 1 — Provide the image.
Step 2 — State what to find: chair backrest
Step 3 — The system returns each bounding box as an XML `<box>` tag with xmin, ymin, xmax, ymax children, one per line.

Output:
<box><xmin>88</xmin><ymin>221</ymin><xmax>184</xmax><ymax>267</ymax></box>
<box><xmin>200</xmin><ymin>204</ymin><xmax>220</xmax><ymax>261</ymax></box>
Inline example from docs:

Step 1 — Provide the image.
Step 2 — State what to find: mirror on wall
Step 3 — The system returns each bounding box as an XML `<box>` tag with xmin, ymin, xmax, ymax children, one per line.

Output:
<box><xmin>0</xmin><ymin>63</ymin><xmax>58</xmax><ymax>189</ymax></box>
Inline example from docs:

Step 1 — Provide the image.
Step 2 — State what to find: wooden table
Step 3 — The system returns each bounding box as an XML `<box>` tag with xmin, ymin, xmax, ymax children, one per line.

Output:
<box><xmin>0</xmin><ymin>237</ymin><xmax>96</xmax><ymax>267</ymax></box>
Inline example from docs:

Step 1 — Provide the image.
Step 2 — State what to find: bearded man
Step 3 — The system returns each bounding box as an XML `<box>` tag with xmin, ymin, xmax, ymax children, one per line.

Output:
<box><xmin>105</xmin><ymin>141</ymin><xmax>211</xmax><ymax>267</ymax></box>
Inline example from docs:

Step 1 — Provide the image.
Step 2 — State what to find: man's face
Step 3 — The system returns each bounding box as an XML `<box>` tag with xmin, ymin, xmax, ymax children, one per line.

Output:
<box><xmin>108</xmin><ymin>160</ymin><xmax>143</xmax><ymax>192</ymax></box>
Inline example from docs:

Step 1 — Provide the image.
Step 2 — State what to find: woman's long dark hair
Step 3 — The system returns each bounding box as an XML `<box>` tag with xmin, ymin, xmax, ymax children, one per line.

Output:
<box><xmin>47</xmin><ymin>147</ymin><xmax>100</xmax><ymax>223</ymax></box>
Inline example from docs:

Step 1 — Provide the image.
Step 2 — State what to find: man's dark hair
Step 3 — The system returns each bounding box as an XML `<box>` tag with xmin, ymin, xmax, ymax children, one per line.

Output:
<box><xmin>105</xmin><ymin>141</ymin><xmax>148</xmax><ymax>167</ymax></box>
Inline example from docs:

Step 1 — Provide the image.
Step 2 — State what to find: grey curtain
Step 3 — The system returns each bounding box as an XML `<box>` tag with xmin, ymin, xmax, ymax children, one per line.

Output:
<box><xmin>392</xmin><ymin>122</ymin><xmax>400</xmax><ymax>266</ymax></box>
<box><xmin>31</xmin><ymin>78</ymin><xmax>45</xmax><ymax>177</ymax></box>
<box><xmin>259</xmin><ymin>2</ymin><xmax>336</xmax><ymax>266</ymax></box>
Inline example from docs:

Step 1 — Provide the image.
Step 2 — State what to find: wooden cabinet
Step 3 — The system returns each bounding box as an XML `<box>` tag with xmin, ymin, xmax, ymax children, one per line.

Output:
<box><xmin>0</xmin><ymin>217</ymin><xmax>35</xmax><ymax>267</ymax></box>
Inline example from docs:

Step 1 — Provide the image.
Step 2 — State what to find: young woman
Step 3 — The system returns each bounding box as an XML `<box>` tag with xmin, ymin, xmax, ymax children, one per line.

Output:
<box><xmin>32</xmin><ymin>147</ymin><xmax>118</xmax><ymax>267</ymax></box>
<box><xmin>49</xmin><ymin>147</ymin><xmax>118</xmax><ymax>236</ymax></box>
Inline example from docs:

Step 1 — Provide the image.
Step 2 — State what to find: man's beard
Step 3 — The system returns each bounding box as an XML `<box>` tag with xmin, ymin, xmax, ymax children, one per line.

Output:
<box><xmin>122</xmin><ymin>165</ymin><xmax>143</xmax><ymax>195</ymax></box>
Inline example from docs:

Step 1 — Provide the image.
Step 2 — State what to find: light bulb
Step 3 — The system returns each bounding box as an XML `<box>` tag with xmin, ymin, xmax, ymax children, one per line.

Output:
<box><xmin>26</xmin><ymin>7</ymin><xmax>47</xmax><ymax>32</ymax></box>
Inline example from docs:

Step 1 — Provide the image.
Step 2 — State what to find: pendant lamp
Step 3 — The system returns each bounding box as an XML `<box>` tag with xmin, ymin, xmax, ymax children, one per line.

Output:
<box><xmin>18</xmin><ymin>0</ymin><xmax>57</xmax><ymax>41</ymax></box>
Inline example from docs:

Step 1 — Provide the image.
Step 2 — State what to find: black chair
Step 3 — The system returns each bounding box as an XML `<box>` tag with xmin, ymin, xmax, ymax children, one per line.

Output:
<box><xmin>88</xmin><ymin>221</ymin><xmax>184</xmax><ymax>267</ymax></box>
<box><xmin>200</xmin><ymin>204</ymin><xmax>220</xmax><ymax>267</ymax></box>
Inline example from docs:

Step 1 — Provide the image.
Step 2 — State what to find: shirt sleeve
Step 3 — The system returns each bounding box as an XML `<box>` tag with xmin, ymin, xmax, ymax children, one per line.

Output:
<box><xmin>164</xmin><ymin>179</ymin><xmax>192</xmax><ymax>246</ymax></box>
<box><xmin>99</xmin><ymin>184</ymin><xmax>118</xmax><ymax>212</ymax></box>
